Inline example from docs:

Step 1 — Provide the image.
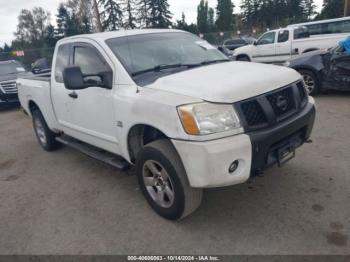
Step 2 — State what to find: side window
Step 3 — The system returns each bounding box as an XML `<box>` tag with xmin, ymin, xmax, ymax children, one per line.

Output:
<box><xmin>73</xmin><ymin>45</ymin><xmax>109</xmax><ymax>75</ymax></box>
<box><xmin>54</xmin><ymin>44</ymin><xmax>70</xmax><ymax>83</ymax></box>
<box><xmin>257</xmin><ymin>32</ymin><xmax>276</xmax><ymax>45</ymax></box>
<box><xmin>278</xmin><ymin>30</ymin><xmax>289</xmax><ymax>43</ymax></box>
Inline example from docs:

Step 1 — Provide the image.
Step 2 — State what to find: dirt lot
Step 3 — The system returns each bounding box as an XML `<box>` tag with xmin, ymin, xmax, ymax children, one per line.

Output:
<box><xmin>0</xmin><ymin>93</ymin><xmax>349</xmax><ymax>255</ymax></box>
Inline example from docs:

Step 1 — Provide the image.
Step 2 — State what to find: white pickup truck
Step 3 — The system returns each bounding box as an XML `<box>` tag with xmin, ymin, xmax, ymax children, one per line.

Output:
<box><xmin>233</xmin><ymin>26</ymin><xmax>348</xmax><ymax>63</ymax></box>
<box><xmin>18</xmin><ymin>29</ymin><xmax>316</xmax><ymax>220</ymax></box>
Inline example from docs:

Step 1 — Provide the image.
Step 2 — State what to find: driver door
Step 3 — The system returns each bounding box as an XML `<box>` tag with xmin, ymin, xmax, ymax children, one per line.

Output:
<box><xmin>253</xmin><ymin>31</ymin><xmax>277</xmax><ymax>63</ymax></box>
<box><xmin>64</xmin><ymin>42</ymin><xmax>120</xmax><ymax>154</ymax></box>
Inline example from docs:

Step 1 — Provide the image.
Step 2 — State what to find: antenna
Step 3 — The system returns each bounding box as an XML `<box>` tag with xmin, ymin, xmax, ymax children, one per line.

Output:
<box><xmin>125</xmin><ymin>30</ymin><xmax>140</xmax><ymax>93</ymax></box>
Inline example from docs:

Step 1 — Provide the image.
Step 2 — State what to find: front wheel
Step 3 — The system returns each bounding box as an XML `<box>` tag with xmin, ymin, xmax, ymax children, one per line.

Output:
<box><xmin>236</xmin><ymin>55</ymin><xmax>251</xmax><ymax>62</ymax></box>
<box><xmin>136</xmin><ymin>139</ymin><xmax>203</xmax><ymax>220</ymax></box>
<box><xmin>299</xmin><ymin>69</ymin><xmax>320</xmax><ymax>96</ymax></box>
<box><xmin>32</xmin><ymin>109</ymin><xmax>61</xmax><ymax>151</ymax></box>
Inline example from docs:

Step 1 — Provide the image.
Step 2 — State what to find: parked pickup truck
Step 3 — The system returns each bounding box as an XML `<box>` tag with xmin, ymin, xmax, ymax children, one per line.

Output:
<box><xmin>232</xmin><ymin>26</ymin><xmax>348</xmax><ymax>64</ymax></box>
<box><xmin>0</xmin><ymin>60</ymin><xmax>25</xmax><ymax>108</ymax></box>
<box><xmin>18</xmin><ymin>29</ymin><xmax>316</xmax><ymax>220</ymax></box>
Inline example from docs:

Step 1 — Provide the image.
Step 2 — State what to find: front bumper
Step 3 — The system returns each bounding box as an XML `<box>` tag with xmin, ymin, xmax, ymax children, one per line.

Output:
<box><xmin>0</xmin><ymin>92</ymin><xmax>19</xmax><ymax>108</ymax></box>
<box><xmin>172</xmin><ymin>98</ymin><xmax>316</xmax><ymax>188</ymax></box>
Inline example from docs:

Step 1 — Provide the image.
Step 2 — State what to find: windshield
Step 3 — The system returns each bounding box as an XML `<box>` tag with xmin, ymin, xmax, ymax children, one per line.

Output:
<box><xmin>106</xmin><ymin>32</ymin><xmax>228</xmax><ymax>77</ymax></box>
<box><xmin>0</xmin><ymin>62</ymin><xmax>25</xmax><ymax>76</ymax></box>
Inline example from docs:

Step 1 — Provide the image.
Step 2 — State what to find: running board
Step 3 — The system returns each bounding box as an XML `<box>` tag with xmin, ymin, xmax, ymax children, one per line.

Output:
<box><xmin>56</xmin><ymin>135</ymin><xmax>131</xmax><ymax>171</ymax></box>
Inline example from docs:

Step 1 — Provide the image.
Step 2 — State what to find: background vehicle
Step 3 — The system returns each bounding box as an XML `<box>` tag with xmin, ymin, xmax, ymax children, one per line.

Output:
<box><xmin>288</xmin><ymin>16</ymin><xmax>350</xmax><ymax>37</ymax></box>
<box><xmin>222</xmin><ymin>37</ymin><xmax>252</xmax><ymax>51</ymax></box>
<box><xmin>287</xmin><ymin>44</ymin><xmax>350</xmax><ymax>95</ymax></box>
<box><xmin>233</xmin><ymin>25</ymin><xmax>348</xmax><ymax>63</ymax></box>
<box><xmin>17</xmin><ymin>29</ymin><xmax>315</xmax><ymax>220</ymax></box>
<box><xmin>31</xmin><ymin>58</ymin><xmax>51</xmax><ymax>75</ymax></box>
<box><xmin>0</xmin><ymin>60</ymin><xmax>25</xmax><ymax>108</ymax></box>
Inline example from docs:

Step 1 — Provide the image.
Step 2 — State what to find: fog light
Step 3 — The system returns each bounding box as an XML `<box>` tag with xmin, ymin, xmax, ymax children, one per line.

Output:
<box><xmin>229</xmin><ymin>160</ymin><xmax>239</xmax><ymax>174</ymax></box>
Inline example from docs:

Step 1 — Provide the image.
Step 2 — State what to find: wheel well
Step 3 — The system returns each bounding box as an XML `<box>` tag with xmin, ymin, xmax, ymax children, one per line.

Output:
<box><xmin>28</xmin><ymin>100</ymin><xmax>40</xmax><ymax>114</ymax></box>
<box><xmin>236</xmin><ymin>54</ymin><xmax>250</xmax><ymax>61</ymax></box>
<box><xmin>128</xmin><ymin>125</ymin><xmax>168</xmax><ymax>163</ymax></box>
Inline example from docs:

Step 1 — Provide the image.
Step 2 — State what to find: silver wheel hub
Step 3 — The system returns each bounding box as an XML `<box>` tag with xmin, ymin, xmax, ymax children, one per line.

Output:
<box><xmin>34</xmin><ymin>118</ymin><xmax>47</xmax><ymax>145</ymax></box>
<box><xmin>142</xmin><ymin>160</ymin><xmax>175</xmax><ymax>208</ymax></box>
<box><xmin>303</xmin><ymin>74</ymin><xmax>315</xmax><ymax>94</ymax></box>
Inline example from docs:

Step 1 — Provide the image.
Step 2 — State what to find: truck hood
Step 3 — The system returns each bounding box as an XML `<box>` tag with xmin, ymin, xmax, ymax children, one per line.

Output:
<box><xmin>0</xmin><ymin>74</ymin><xmax>18</xmax><ymax>83</ymax></box>
<box><xmin>147</xmin><ymin>61</ymin><xmax>301</xmax><ymax>103</ymax></box>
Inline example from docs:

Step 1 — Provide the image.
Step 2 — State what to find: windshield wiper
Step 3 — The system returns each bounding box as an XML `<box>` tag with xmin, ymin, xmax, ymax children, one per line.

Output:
<box><xmin>131</xmin><ymin>59</ymin><xmax>230</xmax><ymax>77</ymax></box>
<box><xmin>132</xmin><ymin>63</ymin><xmax>200</xmax><ymax>77</ymax></box>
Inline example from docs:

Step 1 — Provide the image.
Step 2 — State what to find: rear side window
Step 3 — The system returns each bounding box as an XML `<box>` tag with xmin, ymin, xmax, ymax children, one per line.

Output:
<box><xmin>73</xmin><ymin>45</ymin><xmax>109</xmax><ymax>75</ymax></box>
<box><xmin>278</xmin><ymin>30</ymin><xmax>289</xmax><ymax>43</ymax></box>
<box><xmin>54</xmin><ymin>44</ymin><xmax>70</xmax><ymax>83</ymax></box>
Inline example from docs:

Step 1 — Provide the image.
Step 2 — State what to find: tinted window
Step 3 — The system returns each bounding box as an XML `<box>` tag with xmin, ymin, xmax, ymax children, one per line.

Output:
<box><xmin>225</xmin><ymin>39</ymin><xmax>246</xmax><ymax>45</ymax></box>
<box><xmin>294</xmin><ymin>27</ymin><xmax>310</xmax><ymax>39</ymax></box>
<box><xmin>304</xmin><ymin>20</ymin><xmax>350</xmax><ymax>36</ymax></box>
<box><xmin>257</xmin><ymin>32</ymin><xmax>276</xmax><ymax>45</ymax></box>
<box><xmin>54</xmin><ymin>44</ymin><xmax>70</xmax><ymax>83</ymax></box>
<box><xmin>278</xmin><ymin>30</ymin><xmax>289</xmax><ymax>43</ymax></box>
<box><xmin>73</xmin><ymin>45</ymin><xmax>109</xmax><ymax>75</ymax></box>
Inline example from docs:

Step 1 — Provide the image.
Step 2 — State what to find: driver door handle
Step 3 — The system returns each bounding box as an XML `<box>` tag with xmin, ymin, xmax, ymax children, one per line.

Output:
<box><xmin>68</xmin><ymin>91</ymin><xmax>78</xmax><ymax>99</ymax></box>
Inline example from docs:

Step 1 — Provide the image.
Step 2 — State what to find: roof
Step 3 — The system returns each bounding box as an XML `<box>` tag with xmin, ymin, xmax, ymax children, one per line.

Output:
<box><xmin>288</xmin><ymin>16</ymin><xmax>350</xmax><ymax>28</ymax></box>
<box><xmin>61</xmin><ymin>29</ymin><xmax>185</xmax><ymax>42</ymax></box>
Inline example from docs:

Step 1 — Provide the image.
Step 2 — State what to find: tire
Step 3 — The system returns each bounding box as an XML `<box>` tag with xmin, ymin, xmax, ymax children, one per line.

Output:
<box><xmin>136</xmin><ymin>139</ymin><xmax>203</xmax><ymax>220</ymax></box>
<box><xmin>32</xmin><ymin>109</ymin><xmax>61</xmax><ymax>151</ymax></box>
<box><xmin>299</xmin><ymin>69</ymin><xmax>320</xmax><ymax>96</ymax></box>
<box><xmin>236</xmin><ymin>55</ymin><xmax>251</xmax><ymax>62</ymax></box>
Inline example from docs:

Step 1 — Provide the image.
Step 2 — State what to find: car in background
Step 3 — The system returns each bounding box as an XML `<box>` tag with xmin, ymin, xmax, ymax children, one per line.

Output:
<box><xmin>217</xmin><ymin>45</ymin><xmax>234</xmax><ymax>59</ymax></box>
<box><xmin>223</xmin><ymin>37</ymin><xmax>253</xmax><ymax>51</ymax></box>
<box><xmin>286</xmin><ymin>43</ymin><xmax>350</xmax><ymax>95</ymax></box>
<box><xmin>0</xmin><ymin>60</ymin><xmax>25</xmax><ymax>108</ymax></box>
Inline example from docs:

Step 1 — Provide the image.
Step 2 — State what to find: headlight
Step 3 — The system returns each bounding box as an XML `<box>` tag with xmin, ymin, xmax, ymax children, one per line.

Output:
<box><xmin>177</xmin><ymin>102</ymin><xmax>241</xmax><ymax>135</ymax></box>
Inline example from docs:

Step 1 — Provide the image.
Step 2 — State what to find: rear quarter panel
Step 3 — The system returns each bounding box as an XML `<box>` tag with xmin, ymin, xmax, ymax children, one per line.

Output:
<box><xmin>17</xmin><ymin>77</ymin><xmax>59</xmax><ymax>132</ymax></box>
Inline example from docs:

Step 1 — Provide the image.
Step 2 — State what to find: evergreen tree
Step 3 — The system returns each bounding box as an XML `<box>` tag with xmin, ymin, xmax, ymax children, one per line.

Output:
<box><xmin>208</xmin><ymin>7</ymin><xmax>215</xmax><ymax>32</ymax></box>
<box><xmin>216</xmin><ymin>0</ymin><xmax>235</xmax><ymax>31</ymax></box>
<box><xmin>147</xmin><ymin>0</ymin><xmax>173</xmax><ymax>28</ymax></box>
<box><xmin>99</xmin><ymin>0</ymin><xmax>124</xmax><ymax>31</ymax></box>
<box><xmin>124</xmin><ymin>0</ymin><xmax>137</xmax><ymax>29</ymax></box>
<box><xmin>137</xmin><ymin>0</ymin><xmax>151</xmax><ymax>27</ymax></box>
<box><xmin>55</xmin><ymin>4</ymin><xmax>69</xmax><ymax>38</ymax></box>
<box><xmin>317</xmin><ymin>0</ymin><xmax>345</xmax><ymax>20</ymax></box>
<box><xmin>197</xmin><ymin>0</ymin><xmax>209</xmax><ymax>33</ymax></box>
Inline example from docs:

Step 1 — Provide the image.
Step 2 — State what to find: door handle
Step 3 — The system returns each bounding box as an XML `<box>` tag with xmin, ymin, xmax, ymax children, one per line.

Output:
<box><xmin>68</xmin><ymin>91</ymin><xmax>78</xmax><ymax>99</ymax></box>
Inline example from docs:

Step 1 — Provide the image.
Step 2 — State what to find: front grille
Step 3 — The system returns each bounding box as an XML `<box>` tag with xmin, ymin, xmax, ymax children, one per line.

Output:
<box><xmin>0</xmin><ymin>81</ymin><xmax>17</xmax><ymax>94</ymax></box>
<box><xmin>241</xmin><ymin>100</ymin><xmax>268</xmax><ymax>127</ymax></box>
<box><xmin>266</xmin><ymin>86</ymin><xmax>296</xmax><ymax>118</ymax></box>
<box><xmin>236</xmin><ymin>81</ymin><xmax>308</xmax><ymax>131</ymax></box>
<box><xmin>297</xmin><ymin>81</ymin><xmax>307</xmax><ymax>105</ymax></box>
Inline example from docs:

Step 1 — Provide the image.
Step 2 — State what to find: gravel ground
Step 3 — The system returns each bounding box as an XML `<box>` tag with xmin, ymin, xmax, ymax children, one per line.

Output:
<box><xmin>0</xmin><ymin>93</ymin><xmax>349</xmax><ymax>255</ymax></box>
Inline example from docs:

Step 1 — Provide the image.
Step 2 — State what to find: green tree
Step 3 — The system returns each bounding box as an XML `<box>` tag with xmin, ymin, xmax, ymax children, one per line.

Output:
<box><xmin>216</xmin><ymin>0</ymin><xmax>235</xmax><ymax>31</ymax></box>
<box><xmin>99</xmin><ymin>0</ymin><xmax>124</xmax><ymax>31</ymax></box>
<box><xmin>55</xmin><ymin>3</ymin><xmax>69</xmax><ymax>38</ymax></box>
<box><xmin>208</xmin><ymin>7</ymin><xmax>215</xmax><ymax>32</ymax></box>
<box><xmin>316</xmin><ymin>0</ymin><xmax>345</xmax><ymax>19</ymax></box>
<box><xmin>147</xmin><ymin>0</ymin><xmax>173</xmax><ymax>28</ymax></box>
<box><xmin>124</xmin><ymin>0</ymin><xmax>137</xmax><ymax>29</ymax></box>
<box><xmin>197</xmin><ymin>0</ymin><xmax>209</xmax><ymax>33</ymax></box>
<box><xmin>137</xmin><ymin>0</ymin><xmax>151</xmax><ymax>27</ymax></box>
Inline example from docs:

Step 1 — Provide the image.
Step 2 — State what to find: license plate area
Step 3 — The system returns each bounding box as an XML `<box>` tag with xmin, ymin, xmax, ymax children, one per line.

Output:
<box><xmin>277</xmin><ymin>143</ymin><xmax>296</xmax><ymax>166</ymax></box>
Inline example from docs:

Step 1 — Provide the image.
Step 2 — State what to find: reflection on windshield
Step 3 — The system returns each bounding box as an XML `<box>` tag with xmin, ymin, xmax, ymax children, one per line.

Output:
<box><xmin>106</xmin><ymin>32</ymin><xmax>228</xmax><ymax>77</ymax></box>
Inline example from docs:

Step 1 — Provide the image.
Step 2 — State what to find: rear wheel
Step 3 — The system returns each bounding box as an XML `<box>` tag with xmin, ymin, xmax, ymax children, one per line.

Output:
<box><xmin>299</xmin><ymin>69</ymin><xmax>320</xmax><ymax>96</ymax></box>
<box><xmin>136</xmin><ymin>139</ymin><xmax>203</xmax><ymax>220</ymax></box>
<box><xmin>32</xmin><ymin>109</ymin><xmax>61</xmax><ymax>151</ymax></box>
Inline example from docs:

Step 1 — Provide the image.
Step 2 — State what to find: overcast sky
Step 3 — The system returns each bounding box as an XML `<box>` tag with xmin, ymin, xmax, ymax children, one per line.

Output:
<box><xmin>0</xmin><ymin>0</ymin><xmax>324</xmax><ymax>47</ymax></box>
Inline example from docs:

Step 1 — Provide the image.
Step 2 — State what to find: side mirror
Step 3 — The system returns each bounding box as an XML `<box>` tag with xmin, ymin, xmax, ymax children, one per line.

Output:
<box><xmin>63</xmin><ymin>66</ymin><xmax>86</xmax><ymax>90</ymax></box>
<box><xmin>63</xmin><ymin>66</ymin><xmax>113</xmax><ymax>90</ymax></box>
<box><xmin>253</xmin><ymin>40</ymin><xmax>258</xmax><ymax>45</ymax></box>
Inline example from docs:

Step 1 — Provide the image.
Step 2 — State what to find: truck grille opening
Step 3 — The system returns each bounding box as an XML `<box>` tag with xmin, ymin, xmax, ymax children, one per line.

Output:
<box><xmin>241</xmin><ymin>100</ymin><xmax>268</xmax><ymax>127</ymax></box>
<box><xmin>0</xmin><ymin>81</ymin><xmax>17</xmax><ymax>94</ymax></box>
<box><xmin>236</xmin><ymin>81</ymin><xmax>307</xmax><ymax>131</ymax></box>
